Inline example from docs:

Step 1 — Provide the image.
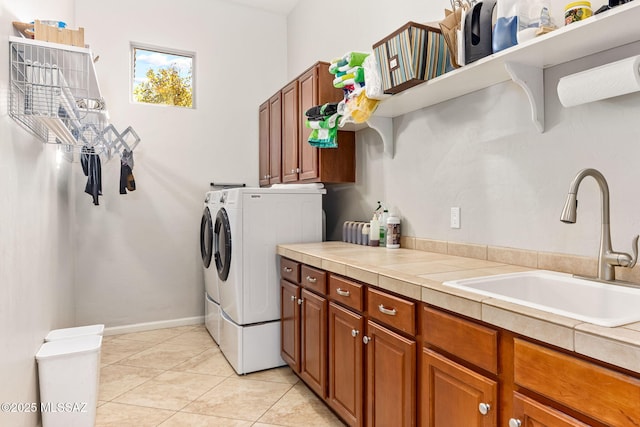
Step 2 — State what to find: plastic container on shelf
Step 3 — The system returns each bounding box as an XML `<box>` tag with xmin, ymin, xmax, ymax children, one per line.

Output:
<box><xmin>379</xmin><ymin>209</ymin><xmax>389</xmax><ymax>246</ymax></box>
<box><xmin>36</xmin><ymin>335</ymin><xmax>102</xmax><ymax>427</ymax></box>
<box><xmin>386</xmin><ymin>213</ymin><xmax>401</xmax><ymax>249</ymax></box>
<box><xmin>565</xmin><ymin>1</ymin><xmax>592</xmax><ymax>25</ymax></box>
<box><xmin>369</xmin><ymin>214</ymin><xmax>380</xmax><ymax>246</ymax></box>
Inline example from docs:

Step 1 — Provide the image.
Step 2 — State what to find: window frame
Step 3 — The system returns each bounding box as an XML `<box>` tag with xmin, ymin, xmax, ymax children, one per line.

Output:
<box><xmin>130</xmin><ymin>42</ymin><xmax>196</xmax><ymax>109</ymax></box>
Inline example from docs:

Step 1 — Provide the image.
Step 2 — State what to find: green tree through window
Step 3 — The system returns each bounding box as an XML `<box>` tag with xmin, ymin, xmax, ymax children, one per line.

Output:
<box><xmin>132</xmin><ymin>46</ymin><xmax>194</xmax><ymax>108</ymax></box>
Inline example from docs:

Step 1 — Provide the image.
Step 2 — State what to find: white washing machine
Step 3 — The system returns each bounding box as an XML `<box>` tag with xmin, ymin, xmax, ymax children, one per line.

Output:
<box><xmin>214</xmin><ymin>185</ymin><xmax>325</xmax><ymax>374</ymax></box>
<box><xmin>200</xmin><ymin>190</ymin><xmax>222</xmax><ymax>344</ymax></box>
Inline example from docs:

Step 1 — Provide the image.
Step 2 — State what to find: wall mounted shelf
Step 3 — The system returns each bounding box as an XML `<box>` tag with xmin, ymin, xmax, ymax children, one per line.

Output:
<box><xmin>9</xmin><ymin>36</ymin><xmax>140</xmax><ymax>161</ymax></box>
<box><xmin>344</xmin><ymin>1</ymin><xmax>640</xmax><ymax>158</ymax></box>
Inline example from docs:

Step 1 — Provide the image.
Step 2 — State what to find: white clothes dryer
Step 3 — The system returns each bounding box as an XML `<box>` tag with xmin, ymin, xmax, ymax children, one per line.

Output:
<box><xmin>214</xmin><ymin>185</ymin><xmax>325</xmax><ymax>374</ymax></box>
<box><xmin>200</xmin><ymin>190</ymin><xmax>222</xmax><ymax>344</ymax></box>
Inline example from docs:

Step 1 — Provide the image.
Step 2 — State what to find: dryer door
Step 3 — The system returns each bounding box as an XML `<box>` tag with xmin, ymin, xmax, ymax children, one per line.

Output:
<box><xmin>200</xmin><ymin>207</ymin><xmax>213</xmax><ymax>268</ymax></box>
<box><xmin>214</xmin><ymin>207</ymin><xmax>232</xmax><ymax>281</ymax></box>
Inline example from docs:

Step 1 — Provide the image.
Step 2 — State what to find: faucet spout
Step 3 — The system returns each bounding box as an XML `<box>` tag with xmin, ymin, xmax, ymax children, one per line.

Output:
<box><xmin>560</xmin><ymin>168</ymin><xmax>614</xmax><ymax>281</ymax></box>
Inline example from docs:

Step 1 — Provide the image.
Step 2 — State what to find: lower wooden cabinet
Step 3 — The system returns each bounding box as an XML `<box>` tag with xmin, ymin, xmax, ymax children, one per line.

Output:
<box><xmin>420</xmin><ymin>347</ymin><xmax>497</xmax><ymax>427</ymax></box>
<box><xmin>280</xmin><ymin>258</ymin><xmax>640</xmax><ymax>427</ymax></box>
<box><xmin>366</xmin><ymin>320</ymin><xmax>416</xmax><ymax>427</ymax></box>
<box><xmin>300</xmin><ymin>288</ymin><xmax>328</xmax><ymax>398</ymax></box>
<box><xmin>280</xmin><ymin>279</ymin><xmax>300</xmax><ymax>371</ymax></box>
<box><xmin>328</xmin><ymin>302</ymin><xmax>364</xmax><ymax>426</ymax></box>
<box><xmin>509</xmin><ymin>392</ymin><xmax>590</xmax><ymax>427</ymax></box>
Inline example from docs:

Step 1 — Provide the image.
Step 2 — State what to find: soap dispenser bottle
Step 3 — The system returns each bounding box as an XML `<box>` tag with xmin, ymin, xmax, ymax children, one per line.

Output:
<box><xmin>369</xmin><ymin>213</ymin><xmax>380</xmax><ymax>246</ymax></box>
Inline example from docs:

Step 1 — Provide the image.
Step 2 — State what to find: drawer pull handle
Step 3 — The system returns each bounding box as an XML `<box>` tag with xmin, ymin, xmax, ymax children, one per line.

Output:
<box><xmin>378</xmin><ymin>304</ymin><xmax>397</xmax><ymax>316</ymax></box>
<box><xmin>478</xmin><ymin>403</ymin><xmax>491</xmax><ymax>415</ymax></box>
<box><xmin>306</xmin><ymin>276</ymin><xmax>317</xmax><ymax>284</ymax></box>
<box><xmin>351</xmin><ymin>329</ymin><xmax>359</xmax><ymax>337</ymax></box>
<box><xmin>336</xmin><ymin>288</ymin><xmax>350</xmax><ymax>297</ymax></box>
<box><xmin>283</xmin><ymin>267</ymin><xmax>293</xmax><ymax>273</ymax></box>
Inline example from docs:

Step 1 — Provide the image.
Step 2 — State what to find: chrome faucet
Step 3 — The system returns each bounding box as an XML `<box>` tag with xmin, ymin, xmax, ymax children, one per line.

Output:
<box><xmin>560</xmin><ymin>168</ymin><xmax>639</xmax><ymax>282</ymax></box>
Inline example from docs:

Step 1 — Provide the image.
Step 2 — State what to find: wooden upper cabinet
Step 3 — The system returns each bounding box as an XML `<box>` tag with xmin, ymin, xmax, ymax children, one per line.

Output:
<box><xmin>260</xmin><ymin>61</ymin><xmax>355</xmax><ymax>186</ymax></box>
<box><xmin>281</xmin><ymin>80</ymin><xmax>299</xmax><ymax>183</ymax></box>
<box><xmin>298</xmin><ymin>66</ymin><xmax>320</xmax><ymax>181</ymax></box>
<box><xmin>268</xmin><ymin>93</ymin><xmax>282</xmax><ymax>185</ymax></box>
<box><xmin>258</xmin><ymin>101</ymin><xmax>270</xmax><ymax>187</ymax></box>
<box><xmin>258</xmin><ymin>94</ymin><xmax>282</xmax><ymax>187</ymax></box>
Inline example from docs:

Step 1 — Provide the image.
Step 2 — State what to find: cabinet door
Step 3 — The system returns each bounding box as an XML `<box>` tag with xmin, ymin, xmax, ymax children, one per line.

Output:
<box><xmin>365</xmin><ymin>320</ymin><xmax>416</xmax><ymax>427</ymax></box>
<box><xmin>268</xmin><ymin>93</ymin><xmax>282</xmax><ymax>185</ymax></box>
<box><xmin>510</xmin><ymin>392</ymin><xmax>590</xmax><ymax>427</ymax></box>
<box><xmin>298</xmin><ymin>67</ymin><xmax>319</xmax><ymax>181</ymax></box>
<box><xmin>281</xmin><ymin>80</ymin><xmax>299</xmax><ymax>183</ymax></box>
<box><xmin>328</xmin><ymin>302</ymin><xmax>364</xmax><ymax>427</ymax></box>
<box><xmin>280</xmin><ymin>280</ymin><xmax>300</xmax><ymax>372</ymax></box>
<box><xmin>300</xmin><ymin>288</ymin><xmax>327</xmax><ymax>398</ymax></box>
<box><xmin>420</xmin><ymin>347</ymin><xmax>497</xmax><ymax>427</ymax></box>
<box><xmin>258</xmin><ymin>100</ymin><xmax>270</xmax><ymax>187</ymax></box>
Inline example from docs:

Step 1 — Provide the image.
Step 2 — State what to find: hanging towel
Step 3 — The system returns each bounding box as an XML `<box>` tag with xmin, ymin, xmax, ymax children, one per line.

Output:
<box><xmin>80</xmin><ymin>146</ymin><xmax>102</xmax><ymax>205</ymax></box>
<box><xmin>305</xmin><ymin>102</ymin><xmax>340</xmax><ymax>121</ymax></box>
<box><xmin>306</xmin><ymin>113</ymin><xmax>340</xmax><ymax>148</ymax></box>
<box><xmin>120</xmin><ymin>149</ymin><xmax>136</xmax><ymax>194</ymax></box>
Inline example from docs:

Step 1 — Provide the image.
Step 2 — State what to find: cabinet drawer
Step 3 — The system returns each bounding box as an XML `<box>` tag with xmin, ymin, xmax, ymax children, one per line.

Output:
<box><xmin>421</xmin><ymin>306</ymin><xmax>498</xmax><ymax>374</ymax></box>
<box><xmin>514</xmin><ymin>338</ymin><xmax>640</xmax><ymax>427</ymax></box>
<box><xmin>329</xmin><ymin>274</ymin><xmax>364</xmax><ymax>312</ymax></box>
<box><xmin>367</xmin><ymin>287</ymin><xmax>415</xmax><ymax>335</ymax></box>
<box><xmin>280</xmin><ymin>258</ymin><xmax>300</xmax><ymax>284</ymax></box>
<box><xmin>301</xmin><ymin>265</ymin><xmax>327</xmax><ymax>295</ymax></box>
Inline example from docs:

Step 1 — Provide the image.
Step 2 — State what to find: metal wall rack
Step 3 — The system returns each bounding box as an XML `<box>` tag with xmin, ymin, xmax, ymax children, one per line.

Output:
<box><xmin>9</xmin><ymin>36</ymin><xmax>140</xmax><ymax>161</ymax></box>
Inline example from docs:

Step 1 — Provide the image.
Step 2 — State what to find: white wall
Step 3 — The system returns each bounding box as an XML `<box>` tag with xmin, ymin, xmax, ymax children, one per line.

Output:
<box><xmin>289</xmin><ymin>0</ymin><xmax>640</xmax><ymax>260</ymax></box>
<box><xmin>74</xmin><ymin>0</ymin><xmax>287</xmax><ymax>326</ymax></box>
<box><xmin>0</xmin><ymin>1</ymin><xmax>77</xmax><ymax>425</ymax></box>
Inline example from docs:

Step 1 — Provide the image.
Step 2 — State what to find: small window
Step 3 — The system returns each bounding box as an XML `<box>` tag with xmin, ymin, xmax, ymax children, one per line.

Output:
<box><xmin>132</xmin><ymin>44</ymin><xmax>194</xmax><ymax>108</ymax></box>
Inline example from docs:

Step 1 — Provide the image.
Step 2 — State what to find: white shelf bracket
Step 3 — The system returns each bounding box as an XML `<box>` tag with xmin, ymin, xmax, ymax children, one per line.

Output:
<box><xmin>366</xmin><ymin>116</ymin><xmax>394</xmax><ymax>158</ymax></box>
<box><xmin>504</xmin><ymin>61</ymin><xmax>544</xmax><ymax>133</ymax></box>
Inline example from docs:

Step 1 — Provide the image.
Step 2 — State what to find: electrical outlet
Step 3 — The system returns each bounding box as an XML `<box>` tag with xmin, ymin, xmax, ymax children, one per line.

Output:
<box><xmin>450</xmin><ymin>207</ymin><xmax>461</xmax><ymax>229</ymax></box>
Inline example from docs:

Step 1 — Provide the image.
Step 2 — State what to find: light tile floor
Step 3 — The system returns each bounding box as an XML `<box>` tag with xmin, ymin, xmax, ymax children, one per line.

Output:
<box><xmin>97</xmin><ymin>324</ymin><xmax>346</xmax><ymax>426</ymax></box>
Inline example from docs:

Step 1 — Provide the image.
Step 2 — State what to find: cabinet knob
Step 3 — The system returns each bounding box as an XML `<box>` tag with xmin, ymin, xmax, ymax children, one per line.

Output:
<box><xmin>508</xmin><ymin>419</ymin><xmax>522</xmax><ymax>427</ymax></box>
<box><xmin>263</xmin><ymin>175</ymin><xmax>268</xmax><ymax>180</ymax></box>
<box><xmin>351</xmin><ymin>329</ymin><xmax>359</xmax><ymax>337</ymax></box>
<box><xmin>478</xmin><ymin>403</ymin><xmax>491</xmax><ymax>415</ymax></box>
<box><xmin>296</xmin><ymin>167</ymin><xmax>300</xmax><ymax>173</ymax></box>
<box><xmin>291</xmin><ymin>169</ymin><xmax>295</xmax><ymax>174</ymax></box>
<box><xmin>290</xmin><ymin>295</ymin><xmax>296</xmax><ymax>302</ymax></box>
<box><xmin>362</xmin><ymin>335</ymin><xmax>371</xmax><ymax>344</ymax></box>
<box><xmin>297</xmin><ymin>298</ymin><xmax>303</xmax><ymax>305</ymax></box>
<box><xmin>283</xmin><ymin>266</ymin><xmax>293</xmax><ymax>273</ymax></box>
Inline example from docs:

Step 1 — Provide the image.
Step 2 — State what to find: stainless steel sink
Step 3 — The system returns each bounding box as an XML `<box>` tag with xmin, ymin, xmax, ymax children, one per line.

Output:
<box><xmin>443</xmin><ymin>271</ymin><xmax>640</xmax><ymax>327</ymax></box>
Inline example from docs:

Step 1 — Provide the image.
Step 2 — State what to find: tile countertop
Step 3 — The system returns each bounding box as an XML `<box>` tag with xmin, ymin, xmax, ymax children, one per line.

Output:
<box><xmin>277</xmin><ymin>241</ymin><xmax>640</xmax><ymax>375</ymax></box>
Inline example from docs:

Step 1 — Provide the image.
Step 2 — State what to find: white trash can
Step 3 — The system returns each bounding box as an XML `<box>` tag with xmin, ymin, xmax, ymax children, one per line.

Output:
<box><xmin>35</xmin><ymin>335</ymin><xmax>102</xmax><ymax>427</ymax></box>
<box><xmin>45</xmin><ymin>324</ymin><xmax>104</xmax><ymax>342</ymax></box>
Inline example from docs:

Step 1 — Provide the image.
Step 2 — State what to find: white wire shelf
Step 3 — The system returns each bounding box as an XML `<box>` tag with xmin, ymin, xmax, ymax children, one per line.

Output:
<box><xmin>9</xmin><ymin>36</ymin><xmax>139</xmax><ymax>161</ymax></box>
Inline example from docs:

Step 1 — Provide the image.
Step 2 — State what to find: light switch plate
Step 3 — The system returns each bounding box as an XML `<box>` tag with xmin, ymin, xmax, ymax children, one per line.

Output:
<box><xmin>450</xmin><ymin>207</ymin><xmax>460</xmax><ymax>229</ymax></box>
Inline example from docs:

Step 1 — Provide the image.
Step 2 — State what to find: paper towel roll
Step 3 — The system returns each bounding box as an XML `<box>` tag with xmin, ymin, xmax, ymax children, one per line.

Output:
<box><xmin>557</xmin><ymin>55</ymin><xmax>640</xmax><ymax>107</ymax></box>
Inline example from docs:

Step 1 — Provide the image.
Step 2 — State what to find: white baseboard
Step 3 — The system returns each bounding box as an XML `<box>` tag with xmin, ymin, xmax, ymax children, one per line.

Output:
<box><xmin>103</xmin><ymin>316</ymin><xmax>204</xmax><ymax>336</ymax></box>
